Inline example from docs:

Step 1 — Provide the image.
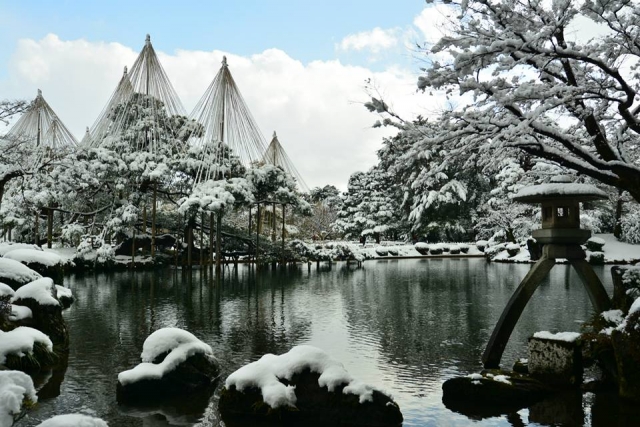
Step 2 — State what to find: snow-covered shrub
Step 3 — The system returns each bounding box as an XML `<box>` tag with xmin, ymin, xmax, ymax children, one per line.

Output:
<box><xmin>459</xmin><ymin>243</ymin><xmax>469</xmax><ymax>254</ymax></box>
<box><xmin>449</xmin><ymin>245</ymin><xmax>460</xmax><ymax>255</ymax></box>
<box><xmin>430</xmin><ymin>244</ymin><xmax>443</xmax><ymax>255</ymax></box>
<box><xmin>387</xmin><ymin>247</ymin><xmax>399</xmax><ymax>256</ymax></box>
<box><xmin>0</xmin><ymin>370</ymin><xmax>37</xmax><ymax>427</ymax></box>
<box><xmin>620</xmin><ymin>204</ymin><xmax>640</xmax><ymax>244</ymax></box>
<box><xmin>586</xmin><ymin>237</ymin><xmax>605</xmax><ymax>252</ymax></box>
<box><xmin>96</xmin><ymin>242</ymin><xmax>115</xmax><ymax>264</ymax></box>
<box><xmin>440</xmin><ymin>244</ymin><xmax>450</xmax><ymax>252</ymax></box>
<box><xmin>485</xmin><ymin>243</ymin><xmax>507</xmax><ymax>259</ymax></box>
<box><xmin>414</xmin><ymin>242</ymin><xmax>429</xmax><ymax>255</ymax></box>
<box><xmin>375</xmin><ymin>247</ymin><xmax>389</xmax><ymax>257</ymax></box>
<box><xmin>506</xmin><ymin>243</ymin><xmax>520</xmax><ymax>257</ymax></box>
<box><xmin>476</xmin><ymin>240</ymin><xmax>488</xmax><ymax>252</ymax></box>
<box><xmin>588</xmin><ymin>252</ymin><xmax>605</xmax><ymax>265</ymax></box>
<box><xmin>75</xmin><ymin>238</ymin><xmax>94</xmax><ymax>260</ymax></box>
<box><xmin>60</xmin><ymin>223</ymin><xmax>85</xmax><ymax>245</ymax></box>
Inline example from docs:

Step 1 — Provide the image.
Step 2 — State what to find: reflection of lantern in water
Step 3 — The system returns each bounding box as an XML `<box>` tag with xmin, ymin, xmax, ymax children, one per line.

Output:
<box><xmin>482</xmin><ymin>176</ymin><xmax>611</xmax><ymax>369</ymax></box>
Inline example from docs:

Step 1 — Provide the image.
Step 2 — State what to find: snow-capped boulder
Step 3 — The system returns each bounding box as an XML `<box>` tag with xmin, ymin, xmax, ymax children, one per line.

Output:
<box><xmin>0</xmin><ymin>243</ymin><xmax>42</xmax><ymax>257</ymax></box>
<box><xmin>588</xmin><ymin>251</ymin><xmax>605</xmax><ymax>265</ymax></box>
<box><xmin>414</xmin><ymin>242</ymin><xmax>429</xmax><ymax>255</ymax></box>
<box><xmin>0</xmin><ymin>370</ymin><xmax>38</xmax><ymax>426</ymax></box>
<box><xmin>116</xmin><ymin>328</ymin><xmax>219</xmax><ymax>404</ymax></box>
<box><xmin>506</xmin><ymin>244</ymin><xmax>521</xmax><ymax>257</ymax></box>
<box><xmin>219</xmin><ymin>345</ymin><xmax>402</xmax><ymax>426</ymax></box>
<box><xmin>36</xmin><ymin>414</ymin><xmax>108</xmax><ymax>426</ymax></box>
<box><xmin>11</xmin><ymin>278</ymin><xmax>68</xmax><ymax>348</ymax></box>
<box><xmin>0</xmin><ymin>259</ymin><xmax>42</xmax><ymax>291</ymax></box>
<box><xmin>0</xmin><ymin>327</ymin><xmax>56</xmax><ymax>371</ymax></box>
<box><xmin>55</xmin><ymin>285</ymin><xmax>74</xmax><ymax>309</ymax></box>
<box><xmin>4</xmin><ymin>249</ymin><xmax>65</xmax><ymax>284</ymax></box>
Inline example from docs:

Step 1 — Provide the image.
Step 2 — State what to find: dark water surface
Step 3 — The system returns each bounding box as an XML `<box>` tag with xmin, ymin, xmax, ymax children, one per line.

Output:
<box><xmin>14</xmin><ymin>259</ymin><xmax>624</xmax><ymax>426</ymax></box>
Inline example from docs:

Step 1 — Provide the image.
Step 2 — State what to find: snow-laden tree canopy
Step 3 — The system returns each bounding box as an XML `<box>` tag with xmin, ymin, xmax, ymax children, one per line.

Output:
<box><xmin>418</xmin><ymin>0</ymin><xmax>640</xmax><ymax>202</ymax></box>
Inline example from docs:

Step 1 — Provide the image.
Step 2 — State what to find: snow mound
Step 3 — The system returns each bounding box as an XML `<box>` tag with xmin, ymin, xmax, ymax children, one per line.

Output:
<box><xmin>0</xmin><ymin>243</ymin><xmax>42</xmax><ymax>257</ymax></box>
<box><xmin>36</xmin><ymin>414</ymin><xmax>109</xmax><ymax>426</ymax></box>
<box><xmin>13</xmin><ymin>278</ymin><xmax>59</xmax><ymax>306</ymax></box>
<box><xmin>0</xmin><ymin>326</ymin><xmax>53</xmax><ymax>364</ymax></box>
<box><xmin>4</xmin><ymin>249</ymin><xmax>63</xmax><ymax>267</ymax></box>
<box><xmin>55</xmin><ymin>285</ymin><xmax>73</xmax><ymax>301</ymax></box>
<box><xmin>118</xmin><ymin>327</ymin><xmax>213</xmax><ymax>385</ymax></box>
<box><xmin>225</xmin><ymin>345</ymin><xmax>385</xmax><ymax>408</ymax></box>
<box><xmin>0</xmin><ymin>258</ymin><xmax>42</xmax><ymax>285</ymax></box>
<box><xmin>532</xmin><ymin>331</ymin><xmax>581</xmax><ymax>342</ymax></box>
<box><xmin>0</xmin><ymin>283</ymin><xmax>15</xmax><ymax>298</ymax></box>
<box><xmin>0</xmin><ymin>370</ymin><xmax>37</xmax><ymax>427</ymax></box>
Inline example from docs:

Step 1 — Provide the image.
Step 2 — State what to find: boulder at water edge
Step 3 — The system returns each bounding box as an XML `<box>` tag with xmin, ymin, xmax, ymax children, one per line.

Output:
<box><xmin>11</xmin><ymin>278</ymin><xmax>69</xmax><ymax>348</ymax></box>
<box><xmin>0</xmin><ymin>258</ymin><xmax>42</xmax><ymax>291</ymax></box>
<box><xmin>443</xmin><ymin>370</ymin><xmax>551</xmax><ymax>417</ymax></box>
<box><xmin>219</xmin><ymin>345</ymin><xmax>403</xmax><ymax>427</ymax></box>
<box><xmin>116</xmin><ymin>328</ymin><xmax>220</xmax><ymax>404</ymax></box>
<box><xmin>4</xmin><ymin>249</ymin><xmax>65</xmax><ymax>285</ymax></box>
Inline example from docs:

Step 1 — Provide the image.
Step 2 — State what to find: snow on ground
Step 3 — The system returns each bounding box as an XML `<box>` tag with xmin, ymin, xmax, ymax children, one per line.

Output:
<box><xmin>0</xmin><ymin>326</ymin><xmax>53</xmax><ymax>364</ymax></box>
<box><xmin>118</xmin><ymin>328</ymin><xmax>214</xmax><ymax>385</ymax></box>
<box><xmin>0</xmin><ymin>242</ymin><xmax>42</xmax><ymax>257</ymax></box>
<box><xmin>532</xmin><ymin>331</ymin><xmax>581</xmax><ymax>342</ymax></box>
<box><xmin>36</xmin><ymin>414</ymin><xmax>109</xmax><ymax>427</ymax></box>
<box><xmin>0</xmin><ymin>258</ymin><xmax>42</xmax><ymax>284</ymax></box>
<box><xmin>4</xmin><ymin>249</ymin><xmax>63</xmax><ymax>267</ymax></box>
<box><xmin>488</xmin><ymin>234</ymin><xmax>640</xmax><ymax>264</ymax></box>
<box><xmin>0</xmin><ymin>370</ymin><xmax>37</xmax><ymax>427</ymax></box>
<box><xmin>13</xmin><ymin>278</ymin><xmax>60</xmax><ymax>306</ymax></box>
<box><xmin>225</xmin><ymin>345</ymin><xmax>391</xmax><ymax>408</ymax></box>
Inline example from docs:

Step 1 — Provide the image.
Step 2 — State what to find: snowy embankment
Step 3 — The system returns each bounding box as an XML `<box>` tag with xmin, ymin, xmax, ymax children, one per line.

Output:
<box><xmin>488</xmin><ymin>234</ymin><xmax>640</xmax><ymax>264</ymax></box>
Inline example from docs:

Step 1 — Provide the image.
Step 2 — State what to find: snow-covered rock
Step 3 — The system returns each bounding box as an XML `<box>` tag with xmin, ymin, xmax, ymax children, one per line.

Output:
<box><xmin>11</xmin><ymin>278</ymin><xmax>68</xmax><ymax>347</ymax></box>
<box><xmin>55</xmin><ymin>285</ymin><xmax>74</xmax><ymax>309</ymax></box>
<box><xmin>0</xmin><ymin>258</ymin><xmax>42</xmax><ymax>290</ymax></box>
<box><xmin>0</xmin><ymin>243</ymin><xmax>42</xmax><ymax>257</ymax></box>
<box><xmin>4</xmin><ymin>249</ymin><xmax>65</xmax><ymax>284</ymax></box>
<box><xmin>116</xmin><ymin>328</ymin><xmax>219</xmax><ymax>404</ymax></box>
<box><xmin>36</xmin><ymin>414</ymin><xmax>109</xmax><ymax>426</ymax></box>
<box><xmin>0</xmin><ymin>326</ymin><xmax>54</xmax><ymax>369</ymax></box>
<box><xmin>414</xmin><ymin>242</ymin><xmax>429</xmax><ymax>255</ymax></box>
<box><xmin>0</xmin><ymin>370</ymin><xmax>37</xmax><ymax>426</ymax></box>
<box><xmin>586</xmin><ymin>237</ymin><xmax>606</xmax><ymax>252</ymax></box>
<box><xmin>220</xmin><ymin>345</ymin><xmax>402</xmax><ymax>426</ymax></box>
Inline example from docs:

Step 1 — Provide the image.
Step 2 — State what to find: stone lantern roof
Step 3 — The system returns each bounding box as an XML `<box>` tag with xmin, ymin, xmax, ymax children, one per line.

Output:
<box><xmin>513</xmin><ymin>182</ymin><xmax>607</xmax><ymax>204</ymax></box>
<box><xmin>513</xmin><ymin>177</ymin><xmax>607</xmax><ymax>245</ymax></box>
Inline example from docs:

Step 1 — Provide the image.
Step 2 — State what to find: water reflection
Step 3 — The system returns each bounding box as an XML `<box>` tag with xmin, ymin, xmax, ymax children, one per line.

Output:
<box><xmin>14</xmin><ymin>259</ymin><xmax>636</xmax><ymax>427</ymax></box>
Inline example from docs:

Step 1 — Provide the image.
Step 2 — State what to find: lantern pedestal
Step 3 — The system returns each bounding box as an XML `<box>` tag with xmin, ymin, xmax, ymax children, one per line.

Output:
<box><xmin>482</xmin><ymin>179</ymin><xmax>611</xmax><ymax>369</ymax></box>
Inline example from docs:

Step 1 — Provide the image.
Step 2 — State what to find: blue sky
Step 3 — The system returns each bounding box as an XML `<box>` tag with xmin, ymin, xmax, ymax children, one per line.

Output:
<box><xmin>0</xmin><ymin>0</ymin><xmax>442</xmax><ymax>189</ymax></box>
<box><xmin>0</xmin><ymin>0</ymin><xmax>426</xmax><ymax>74</ymax></box>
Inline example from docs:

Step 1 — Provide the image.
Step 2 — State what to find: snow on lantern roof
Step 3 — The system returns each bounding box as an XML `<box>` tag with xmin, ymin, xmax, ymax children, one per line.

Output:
<box><xmin>513</xmin><ymin>183</ymin><xmax>608</xmax><ymax>203</ymax></box>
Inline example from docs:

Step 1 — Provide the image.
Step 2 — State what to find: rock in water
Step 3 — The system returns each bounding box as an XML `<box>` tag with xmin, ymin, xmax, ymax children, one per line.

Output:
<box><xmin>116</xmin><ymin>328</ymin><xmax>219</xmax><ymax>404</ymax></box>
<box><xmin>219</xmin><ymin>345</ymin><xmax>402</xmax><ymax>427</ymax></box>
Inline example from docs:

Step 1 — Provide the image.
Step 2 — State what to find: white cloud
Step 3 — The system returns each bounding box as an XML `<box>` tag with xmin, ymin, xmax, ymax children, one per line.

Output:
<box><xmin>337</xmin><ymin>27</ymin><xmax>399</xmax><ymax>53</ymax></box>
<box><xmin>0</xmin><ymin>34</ymin><xmax>435</xmax><ymax>191</ymax></box>
<box><xmin>412</xmin><ymin>4</ymin><xmax>459</xmax><ymax>45</ymax></box>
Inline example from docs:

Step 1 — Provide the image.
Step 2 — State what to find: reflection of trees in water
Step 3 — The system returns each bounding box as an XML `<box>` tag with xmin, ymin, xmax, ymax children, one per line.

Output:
<box><xmin>339</xmin><ymin>260</ymin><xmax>612</xmax><ymax>383</ymax></box>
<box><xmin>216</xmin><ymin>267</ymin><xmax>312</xmax><ymax>366</ymax></box>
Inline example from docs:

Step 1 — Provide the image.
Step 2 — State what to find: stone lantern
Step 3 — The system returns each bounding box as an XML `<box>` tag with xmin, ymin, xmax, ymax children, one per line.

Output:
<box><xmin>482</xmin><ymin>177</ymin><xmax>611</xmax><ymax>369</ymax></box>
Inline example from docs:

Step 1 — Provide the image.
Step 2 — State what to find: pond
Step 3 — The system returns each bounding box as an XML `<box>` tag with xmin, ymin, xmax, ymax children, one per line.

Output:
<box><xmin>13</xmin><ymin>259</ymin><xmax>630</xmax><ymax>426</ymax></box>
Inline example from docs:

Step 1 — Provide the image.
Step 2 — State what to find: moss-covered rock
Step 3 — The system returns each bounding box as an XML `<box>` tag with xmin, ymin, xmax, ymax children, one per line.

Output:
<box><xmin>219</xmin><ymin>368</ymin><xmax>402</xmax><ymax>427</ymax></box>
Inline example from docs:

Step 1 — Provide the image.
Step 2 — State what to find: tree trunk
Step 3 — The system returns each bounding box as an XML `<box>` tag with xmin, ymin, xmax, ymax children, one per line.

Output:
<box><xmin>272</xmin><ymin>202</ymin><xmax>276</xmax><ymax>242</ymax></box>
<box><xmin>281</xmin><ymin>204</ymin><xmax>286</xmax><ymax>265</ymax></box>
<box><xmin>209</xmin><ymin>213</ymin><xmax>214</xmax><ymax>266</ymax></box>
<box><xmin>614</xmin><ymin>189</ymin><xmax>624</xmax><ymax>239</ymax></box>
<box><xmin>47</xmin><ymin>209</ymin><xmax>53</xmax><ymax>249</ymax></box>
<box><xmin>256</xmin><ymin>204</ymin><xmax>261</xmax><ymax>265</ymax></box>
<box><xmin>216</xmin><ymin>213</ymin><xmax>222</xmax><ymax>272</ymax></box>
<box><xmin>34</xmin><ymin>211</ymin><xmax>40</xmax><ymax>246</ymax></box>
<box><xmin>151</xmin><ymin>183</ymin><xmax>157</xmax><ymax>258</ymax></box>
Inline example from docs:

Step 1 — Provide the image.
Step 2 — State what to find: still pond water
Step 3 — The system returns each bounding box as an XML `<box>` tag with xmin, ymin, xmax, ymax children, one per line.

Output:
<box><xmin>14</xmin><ymin>259</ymin><xmax>628</xmax><ymax>426</ymax></box>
